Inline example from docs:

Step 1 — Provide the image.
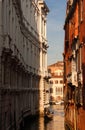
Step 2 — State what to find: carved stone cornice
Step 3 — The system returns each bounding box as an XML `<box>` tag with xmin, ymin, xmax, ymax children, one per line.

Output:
<box><xmin>64</xmin><ymin>0</ymin><xmax>78</xmax><ymax>28</ymax></box>
<box><xmin>12</xmin><ymin>0</ymin><xmax>40</xmax><ymax>48</ymax></box>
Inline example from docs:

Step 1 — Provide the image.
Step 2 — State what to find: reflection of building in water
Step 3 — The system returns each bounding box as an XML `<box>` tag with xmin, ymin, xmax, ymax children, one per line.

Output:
<box><xmin>48</xmin><ymin>61</ymin><xmax>64</xmax><ymax>103</ymax></box>
<box><xmin>38</xmin><ymin>117</ymin><xmax>44</xmax><ymax>130</ymax></box>
<box><xmin>45</xmin><ymin>105</ymin><xmax>65</xmax><ymax>130</ymax></box>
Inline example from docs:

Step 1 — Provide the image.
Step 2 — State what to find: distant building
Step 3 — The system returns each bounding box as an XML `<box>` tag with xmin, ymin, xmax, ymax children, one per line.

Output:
<box><xmin>48</xmin><ymin>61</ymin><xmax>64</xmax><ymax>104</ymax></box>
<box><xmin>44</xmin><ymin>69</ymin><xmax>51</xmax><ymax>108</ymax></box>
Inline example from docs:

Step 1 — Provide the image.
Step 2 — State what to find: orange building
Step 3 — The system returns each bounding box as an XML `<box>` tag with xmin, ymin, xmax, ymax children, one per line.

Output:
<box><xmin>64</xmin><ymin>0</ymin><xmax>85</xmax><ymax>129</ymax></box>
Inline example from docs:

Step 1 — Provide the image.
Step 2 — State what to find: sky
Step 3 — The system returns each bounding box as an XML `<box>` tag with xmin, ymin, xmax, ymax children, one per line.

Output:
<box><xmin>45</xmin><ymin>0</ymin><xmax>67</xmax><ymax>65</ymax></box>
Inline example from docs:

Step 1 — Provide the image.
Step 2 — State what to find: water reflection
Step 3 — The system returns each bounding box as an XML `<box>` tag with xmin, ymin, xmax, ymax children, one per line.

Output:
<box><xmin>24</xmin><ymin>105</ymin><xmax>65</xmax><ymax>130</ymax></box>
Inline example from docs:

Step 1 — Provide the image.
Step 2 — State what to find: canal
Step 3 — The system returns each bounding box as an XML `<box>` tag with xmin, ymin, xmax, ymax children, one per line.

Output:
<box><xmin>23</xmin><ymin>104</ymin><xmax>65</xmax><ymax>130</ymax></box>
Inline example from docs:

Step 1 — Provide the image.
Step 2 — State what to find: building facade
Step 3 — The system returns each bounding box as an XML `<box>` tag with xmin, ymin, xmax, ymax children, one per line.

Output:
<box><xmin>44</xmin><ymin>69</ymin><xmax>51</xmax><ymax>108</ymax></box>
<box><xmin>64</xmin><ymin>0</ymin><xmax>85</xmax><ymax>129</ymax></box>
<box><xmin>0</xmin><ymin>0</ymin><xmax>49</xmax><ymax>130</ymax></box>
<box><xmin>48</xmin><ymin>61</ymin><xmax>64</xmax><ymax>104</ymax></box>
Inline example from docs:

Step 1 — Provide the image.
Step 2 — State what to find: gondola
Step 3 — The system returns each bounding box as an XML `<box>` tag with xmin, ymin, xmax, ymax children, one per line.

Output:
<box><xmin>44</xmin><ymin>108</ymin><xmax>53</xmax><ymax>122</ymax></box>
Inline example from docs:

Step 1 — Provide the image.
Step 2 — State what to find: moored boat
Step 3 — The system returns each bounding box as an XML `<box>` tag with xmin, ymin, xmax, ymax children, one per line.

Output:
<box><xmin>44</xmin><ymin>108</ymin><xmax>53</xmax><ymax>121</ymax></box>
<box><xmin>44</xmin><ymin>113</ymin><xmax>53</xmax><ymax>120</ymax></box>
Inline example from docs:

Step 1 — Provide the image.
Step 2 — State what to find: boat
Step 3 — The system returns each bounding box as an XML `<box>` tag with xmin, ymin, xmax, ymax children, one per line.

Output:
<box><xmin>44</xmin><ymin>108</ymin><xmax>53</xmax><ymax>121</ymax></box>
<box><xmin>55</xmin><ymin>100</ymin><xmax>64</xmax><ymax>105</ymax></box>
<box><xmin>55</xmin><ymin>101</ymin><xmax>61</xmax><ymax>105</ymax></box>
<box><xmin>44</xmin><ymin>113</ymin><xmax>53</xmax><ymax>120</ymax></box>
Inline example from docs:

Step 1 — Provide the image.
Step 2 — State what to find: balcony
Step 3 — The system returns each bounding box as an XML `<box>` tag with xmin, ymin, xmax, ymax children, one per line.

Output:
<box><xmin>44</xmin><ymin>71</ymin><xmax>51</xmax><ymax>80</ymax></box>
<box><xmin>67</xmin><ymin>71</ymin><xmax>77</xmax><ymax>87</ymax></box>
<box><xmin>67</xmin><ymin>73</ymin><xmax>72</xmax><ymax>86</ymax></box>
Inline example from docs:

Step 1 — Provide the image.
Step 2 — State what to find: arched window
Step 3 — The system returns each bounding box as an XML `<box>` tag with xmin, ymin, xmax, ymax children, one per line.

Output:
<box><xmin>50</xmin><ymin>80</ymin><xmax>53</xmax><ymax>84</ymax></box>
<box><xmin>55</xmin><ymin>80</ymin><xmax>58</xmax><ymax>84</ymax></box>
<box><xmin>50</xmin><ymin>88</ymin><xmax>53</xmax><ymax>93</ymax></box>
<box><xmin>60</xmin><ymin>80</ymin><xmax>63</xmax><ymax>84</ymax></box>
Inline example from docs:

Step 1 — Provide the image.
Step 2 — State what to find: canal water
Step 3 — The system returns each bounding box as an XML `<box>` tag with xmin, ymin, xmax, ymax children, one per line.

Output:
<box><xmin>24</xmin><ymin>105</ymin><xmax>65</xmax><ymax>130</ymax></box>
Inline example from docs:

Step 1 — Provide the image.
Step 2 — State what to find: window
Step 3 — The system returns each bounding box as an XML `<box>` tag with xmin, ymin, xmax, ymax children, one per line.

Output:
<box><xmin>60</xmin><ymin>80</ymin><xmax>63</xmax><ymax>84</ymax></box>
<box><xmin>60</xmin><ymin>72</ymin><xmax>63</xmax><ymax>76</ymax></box>
<box><xmin>50</xmin><ymin>80</ymin><xmax>53</xmax><ymax>84</ymax></box>
<box><xmin>80</xmin><ymin>0</ymin><xmax>83</xmax><ymax>22</ymax></box>
<box><xmin>55</xmin><ymin>80</ymin><xmax>58</xmax><ymax>84</ymax></box>
<box><xmin>50</xmin><ymin>88</ymin><xmax>53</xmax><ymax>93</ymax></box>
<box><xmin>61</xmin><ymin>88</ymin><xmax>63</xmax><ymax>94</ymax></box>
<box><xmin>56</xmin><ymin>87</ymin><xmax>58</xmax><ymax>94</ymax></box>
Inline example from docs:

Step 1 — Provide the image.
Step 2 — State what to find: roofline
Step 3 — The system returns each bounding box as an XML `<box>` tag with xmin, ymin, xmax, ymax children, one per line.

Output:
<box><xmin>38</xmin><ymin>0</ymin><xmax>49</xmax><ymax>13</ymax></box>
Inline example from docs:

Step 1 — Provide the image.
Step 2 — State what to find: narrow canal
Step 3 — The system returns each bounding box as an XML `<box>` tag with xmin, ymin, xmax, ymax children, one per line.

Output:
<box><xmin>23</xmin><ymin>105</ymin><xmax>65</xmax><ymax>130</ymax></box>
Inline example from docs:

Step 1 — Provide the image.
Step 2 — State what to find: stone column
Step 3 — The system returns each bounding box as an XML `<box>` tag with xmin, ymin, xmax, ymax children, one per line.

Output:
<box><xmin>39</xmin><ymin>77</ymin><xmax>44</xmax><ymax>115</ymax></box>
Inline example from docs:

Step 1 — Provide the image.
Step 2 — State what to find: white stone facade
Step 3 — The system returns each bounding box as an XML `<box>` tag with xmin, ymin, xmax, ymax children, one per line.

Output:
<box><xmin>0</xmin><ymin>0</ymin><xmax>49</xmax><ymax>129</ymax></box>
<box><xmin>48</xmin><ymin>61</ymin><xmax>64</xmax><ymax>103</ymax></box>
